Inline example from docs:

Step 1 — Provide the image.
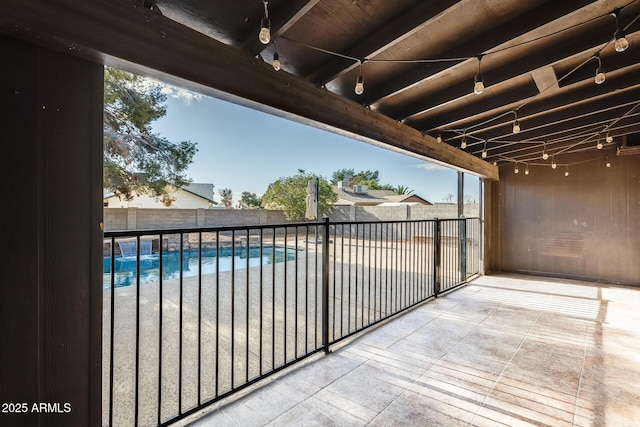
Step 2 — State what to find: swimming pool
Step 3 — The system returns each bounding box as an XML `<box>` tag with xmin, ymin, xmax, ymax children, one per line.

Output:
<box><xmin>103</xmin><ymin>246</ymin><xmax>297</xmax><ymax>288</ymax></box>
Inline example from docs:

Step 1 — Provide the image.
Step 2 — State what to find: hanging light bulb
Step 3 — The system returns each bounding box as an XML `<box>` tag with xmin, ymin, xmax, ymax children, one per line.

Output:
<box><xmin>473</xmin><ymin>55</ymin><xmax>484</xmax><ymax>95</ymax></box>
<box><xmin>606</xmin><ymin>156</ymin><xmax>611</xmax><ymax>168</ymax></box>
<box><xmin>542</xmin><ymin>142</ymin><xmax>549</xmax><ymax>160</ymax></box>
<box><xmin>525</xmin><ymin>164</ymin><xmax>530</xmax><ymax>175</ymax></box>
<box><xmin>613</xmin><ymin>9</ymin><xmax>629</xmax><ymax>52</ymax></box>
<box><xmin>564</xmin><ymin>166</ymin><xmax>569</xmax><ymax>177</ymax></box>
<box><xmin>514</xmin><ymin>162</ymin><xmax>519</xmax><ymax>174</ymax></box>
<box><xmin>606</xmin><ymin>132</ymin><xmax>613</xmax><ymax>143</ymax></box>
<box><xmin>594</xmin><ymin>54</ymin><xmax>605</xmax><ymax>84</ymax></box>
<box><xmin>436</xmin><ymin>134</ymin><xmax>443</xmax><ymax>143</ymax></box>
<box><xmin>461</xmin><ymin>134</ymin><xmax>467</xmax><ymax>149</ymax></box>
<box><xmin>259</xmin><ymin>1</ymin><xmax>271</xmax><ymax>45</ymax></box>
<box><xmin>481</xmin><ymin>140</ymin><xmax>487</xmax><ymax>158</ymax></box>
<box><xmin>272</xmin><ymin>51</ymin><xmax>281</xmax><ymax>71</ymax></box>
<box><xmin>597</xmin><ymin>135</ymin><xmax>603</xmax><ymax>149</ymax></box>
<box><xmin>551</xmin><ymin>157</ymin><xmax>557</xmax><ymax>169</ymax></box>
<box><xmin>512</xmin><ymin>111</ymin><xmax>521</xmax><ymax>134</ymax></box>
<box><xmin>492</xmin><ymin>160</ymin><xmax>498</xmax><ymax>166</ymax></box>
<box><xmin>354</xmin><ymin>61</ymin><xmax>364</xmax><ymax>95</ymax></box>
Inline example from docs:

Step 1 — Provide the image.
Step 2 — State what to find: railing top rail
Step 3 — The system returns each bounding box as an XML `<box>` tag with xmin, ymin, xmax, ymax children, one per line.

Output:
<box><xmin>103</xmin><ymin>217</ymin><xmax>480</xmax><ymax>238</ymax></box>
<box><xmin>103</xmin><ymin>220</ymin><xmax>326</xmax><ymax>238</ymax></box>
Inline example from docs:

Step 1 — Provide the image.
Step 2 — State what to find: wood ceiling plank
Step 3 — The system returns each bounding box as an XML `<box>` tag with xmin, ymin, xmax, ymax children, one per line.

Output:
<box><xmin>0</xmin><ymin>0</ymin><xmax>498</xmax><ymax>180</ymax></box>
<box><xmin>305</xmin><ymin>0</ymin><xmax>461</xmax><ymax>85</ymax></box>
<box><xmin>359</xmin><ymin>0</ymin><xmax>593</xmax><ymax>106</ymax></box>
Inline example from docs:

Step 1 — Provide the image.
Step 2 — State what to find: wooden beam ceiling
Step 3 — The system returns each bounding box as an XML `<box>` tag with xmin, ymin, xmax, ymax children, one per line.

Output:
<box><xmin>3</xmin><ymin>0</ymin><xmax>638</xmax><ymax>172</ymax></box>
<box><xmin>0</xmin><ymin>0</ymin><xmax>498</xmax><ymax>180</ymax></box>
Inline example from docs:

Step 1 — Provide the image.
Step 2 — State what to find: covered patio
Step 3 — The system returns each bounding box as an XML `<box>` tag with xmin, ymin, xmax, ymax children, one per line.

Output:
<box><xmin>185</xmin><ymin>273</ymin><xmax>640</xmax><ymax>427</ymax></box>
<box><xmin>1</xmin><ymin>1</ymin><xmax>639</xmax><ymax>426</ymax></box>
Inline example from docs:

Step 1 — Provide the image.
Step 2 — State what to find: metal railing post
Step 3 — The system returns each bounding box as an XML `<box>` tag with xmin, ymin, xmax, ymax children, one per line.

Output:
<box><xmin>459</xmin><ymin>217</ymin><xmax>467</xmax><ymax>282</ymax></box>
<box><xmin>322</xmin><ymin>217</ymin><xmax>331</xmax><ymax>354</ymax></box>
<box><xmin>434</xmin><ymin>219</ymin><xmax>441</xmax><ymax>296</ymax></box>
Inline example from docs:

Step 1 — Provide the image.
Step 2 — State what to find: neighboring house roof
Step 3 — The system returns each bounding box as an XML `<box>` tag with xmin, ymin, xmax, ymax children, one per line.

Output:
<box><xmin>182</xmin><ymin>183</ymin><xmax>216</xmax><ymax>204</ymax></box>
<box><xmin>333</xmin><ymin>187</ymin><xmax>431</xmax><ymax>206</ymax></box>
<box><xmin>104</xmin><ymin>183</ymin><xmax>216</xmax><ymax>204</ymax></box>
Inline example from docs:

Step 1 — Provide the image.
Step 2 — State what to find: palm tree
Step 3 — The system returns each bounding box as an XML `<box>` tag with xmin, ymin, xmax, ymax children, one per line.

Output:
<box><xmin>396</xmin><ymin>185</ymin><xmax>413</xmax><ymax>195</ymax></box>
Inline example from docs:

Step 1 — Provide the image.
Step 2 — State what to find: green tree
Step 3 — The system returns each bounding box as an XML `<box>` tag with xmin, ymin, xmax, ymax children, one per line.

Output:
<box><xmin>219</xmin><ymin>188</ymin><xmax>233</xmax><ymax>209</ymax></box>
<box><xmin>395</xmin><ymin>185</ymin><xmax>414</xmax><ymax>195</ymax></box>
<box><xmin>103</xmin><ymin>67</ymin><xmax>197</xmax><ymax>202</ymax></box>
<box><xmin>263</xmin><ymin>170</ymin><xmax>337</xmax><ymax>220</ymax></box>
<box><xmin>241</xmin><ymin>191</ymin><xmax>263</xmax><ymax>208</ymax></box>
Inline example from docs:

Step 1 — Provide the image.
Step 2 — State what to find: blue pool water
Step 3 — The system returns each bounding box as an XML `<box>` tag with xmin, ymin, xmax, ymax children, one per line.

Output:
<box><xmin>103</xmin><ymin>246</ymin><xmax>296</xmax><ymax>289</ymax></box>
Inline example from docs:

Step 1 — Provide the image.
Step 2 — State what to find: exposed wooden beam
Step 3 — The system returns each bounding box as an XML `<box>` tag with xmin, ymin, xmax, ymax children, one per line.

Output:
<box><xmin>418</xmin><ymin>64</ymin><xmax>640</xmax><ymax>132</ymax></box>
<box><xmin>0</xmin><ymin>0</ymin><xmax>498</xmax><ymax>180</ymax></box>
<box><xmin>359</xmin><ymin>0</ymin><xmax>593</xmax><ymax>106</ymax></box>
<box><xmin>305</xmin><ymin>0</ymin><xmax>461</xmax><ymax>85</ymax></box>
<box><xmin>384</xmin><ymin>23</ymin><xmax>610</xmax><ymax>121</ymax></box>
<box><xmin>240</xmin><ymin>0</ymin><xmax>320</xmax><ymax>55</ymax></box>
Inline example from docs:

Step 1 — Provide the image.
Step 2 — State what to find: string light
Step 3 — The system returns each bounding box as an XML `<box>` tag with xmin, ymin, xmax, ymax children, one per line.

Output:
<box><xmin>354</xmin><ymin>61</ymin><xmax>364</xmax><ymax>95</ymax></box>
<box><xmin>461</xmin><ymin>132</ymin><xmax>467</xmax><ymax>149</ymax></box>
<box><xmin>436</xmin><ymin>134</ymin><xmax>443</xmax><ymax>143</ymax></box>
<box><xmin>259</xmin><ymin>1</ymin><xmax>271</xmax><ymax>45</ymax></box>
<box><xmin>606</xmin><ymin>132</ymin><xmax>613</xmax><ymax>143</ymax></box>
<box><xmin>594</xmin><ymin>53</ymin><xmax>605</xmax><ymax>84</ymax></box>
<box><xmin>525</xmin><ymin>163</ymin><xmax>530</xmax><ymax>175</ymax></box>
<box><xmin>272</xmin><ymin>51</ymin><xmax>281</xmax><ymax>71</ymax></box>
<box><xmin>492</xmin><ymin>160</ymin><xmax>498</xmax><ymax>166</ymax></box>
<box><xmin>481</xmin><ymin>140</ymin><xmax>487</xmax><ymax>158</ymax></box>
<box><xmin>564</xmin><ymin>165</ymin><xmax>569</xmax><ymax>176</ymax></box>
<box><xmin>606</xmin><ymin>156</ymin><xmax>611</xmax><ymax>167</ymax></box>
<box><xmin>512</xmin><ymin>110</ymin><xmax>521</xmax><ymax>134</ymax></box>
<box><xmin>551</xmin><ymin>156</ymin><xmax>557</xmax><ymax>169</ymax></box>
<box><xmin>597</xmin><ymin>134</ymin><xmax>603</xmax><ymax>149</ymax></box>
<box><xmin>514</xmin><ymin>162</ymin><xmax>519</xmax><ymax>174</ymax></box>
<box><xmin>473</xmin><ymin>55</ymin><xmax>484</xmax><ymax>95</ymax></box>
<box><xmin>542</xmin><ymin>142</ymin><xmax>549</xmax><ymax>160</ymax></box>
<box><xmin>613</xmin><ymin>8</ymin><xmax>629</xmax><ymax>52</ymax></box>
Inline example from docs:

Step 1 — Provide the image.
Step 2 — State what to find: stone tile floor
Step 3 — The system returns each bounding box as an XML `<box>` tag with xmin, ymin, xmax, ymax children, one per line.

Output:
<box><xmin>179</xmin><ymin>273</ymin><xmax>640</xmax><ymax>426</ymax></box>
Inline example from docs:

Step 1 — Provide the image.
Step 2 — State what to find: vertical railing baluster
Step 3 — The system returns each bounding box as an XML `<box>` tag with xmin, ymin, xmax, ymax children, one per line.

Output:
<box><xmin>135</xmin><ymin>235</ymin><xmax>141</xmax><ymax>426</ymax></box>
<box><xmin>283</xmin><ymin>228</ymin><xmax>287</xmax><ymax>364</ymax></box>
<box><xmin>304</xmin><ymin>226</ymin><xmax>309</xmax><ymax>353</ymax></box>
<box><xmin>259</xmin><ymin>228</ymin><xmax>264</xmax><ymax>377</ymax></box>
<box><xmin>198</xmin><ymin>232</ymin><xmax>202</xmax><ymax>406</ymax></box>
<box><xmin>294</xmin><ymin>226</ymin><xmax>299</xmax><ymax>359</ymax></box>
<box><xmin>271</xmin><ymin>229</ymin><xmax>275</xmax><ymax>369</ymax></box>
<box><xmin>322</xmin><ymin>218</ymin><xmax>330</xmax><ymax>354</ymax></box>
<box><xmin>245</xmin><ymin>229</ymin><xmax>250</xmax><ymax>384</ymax></box>
<box><xmin>157</xmin><ymin>234</ymin><xmax>163</xmax><ymax>424</ymax></box>
<box><xmin>231</xmin><ymin>230</ymin><xmax>235</xmax><ymax>389</ymax></box>
<box><xmin>109</xmin><ymin>237</ymin><xmax>115</xmax><ymax>427</ymax></box>
<box><xmin>178</xmin><ymin>234</ymin><xmax>184</xmax><ymax>414</ymax></box>
<box><xmin>215</xmin><ymin>231</ymin><xmax>219</xmax><ymax>397</ymax></box>
<box><xmin>332</xmin><ymin>225</ymin><xmax>337</xmax><ymax>342</ymax></box>
<box><xmin>434</xmin><ymin>219</ymin><xmax>441</xmax><ymax>296</ymax></box>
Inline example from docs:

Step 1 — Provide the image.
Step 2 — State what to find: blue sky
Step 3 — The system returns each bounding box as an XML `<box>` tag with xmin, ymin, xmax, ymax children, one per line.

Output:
<box><xmin>151</xmin><ymin>86</ymin><xmax>480</xmax><ymax>204</ymax></box>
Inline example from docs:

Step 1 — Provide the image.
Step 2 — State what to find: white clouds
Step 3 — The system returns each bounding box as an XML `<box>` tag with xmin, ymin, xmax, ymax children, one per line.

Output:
<box><xmin>141</xmin><ymin>77</ymin><xmax>204</xmax><ymax>105</ymax></box>
<box><xmin>411</xmin><ymin>162</ymin><xmax>451</xmax><ymax>172</ymax></box>
<box><xmin>159</xmin><ymin>85</ymin><xmax>203</xmax><ymax>105</ymax></box>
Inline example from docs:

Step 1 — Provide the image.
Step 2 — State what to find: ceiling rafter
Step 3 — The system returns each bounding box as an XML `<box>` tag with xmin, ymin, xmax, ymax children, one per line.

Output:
<box><xmin>304</xmin><ymin>0</ymin><xmax>460</xmax><ymax>85</ymax></box>
<box><xmin>357</xmin><ymin>0</ymin><xmax>594</xmax><ymax>106</ymax></box>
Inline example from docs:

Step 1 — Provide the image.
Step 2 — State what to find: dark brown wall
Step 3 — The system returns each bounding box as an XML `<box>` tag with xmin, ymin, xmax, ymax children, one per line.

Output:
<box><xmin>0</xmin><ymin>36</ymin><xmax>102</xmax><ymax>426</ymax></box>
<box><xmin>492</xmin><ymin>152</ymin><xmax>640</xmax><ymax>285</ymax></box>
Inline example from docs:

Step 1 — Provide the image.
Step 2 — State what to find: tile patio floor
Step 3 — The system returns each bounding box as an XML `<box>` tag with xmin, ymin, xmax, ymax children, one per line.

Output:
<box><xmin>179</xmin><ymin>273</ymin><xmax>640</xmax><ymax>427</ymax></box>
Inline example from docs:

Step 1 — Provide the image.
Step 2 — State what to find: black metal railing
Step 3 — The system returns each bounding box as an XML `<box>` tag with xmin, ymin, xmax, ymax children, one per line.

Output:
<box><xmin>103</xmin><ymin>217</ymin><xmax>480</xmax><ymax>426</ymax></box>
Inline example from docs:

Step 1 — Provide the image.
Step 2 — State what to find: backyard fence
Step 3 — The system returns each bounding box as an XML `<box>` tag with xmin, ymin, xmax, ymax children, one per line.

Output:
<box><xmin>103</xmin><ymin>217</ymin><xmax>480</xmax><ymax>427</ymax></box>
